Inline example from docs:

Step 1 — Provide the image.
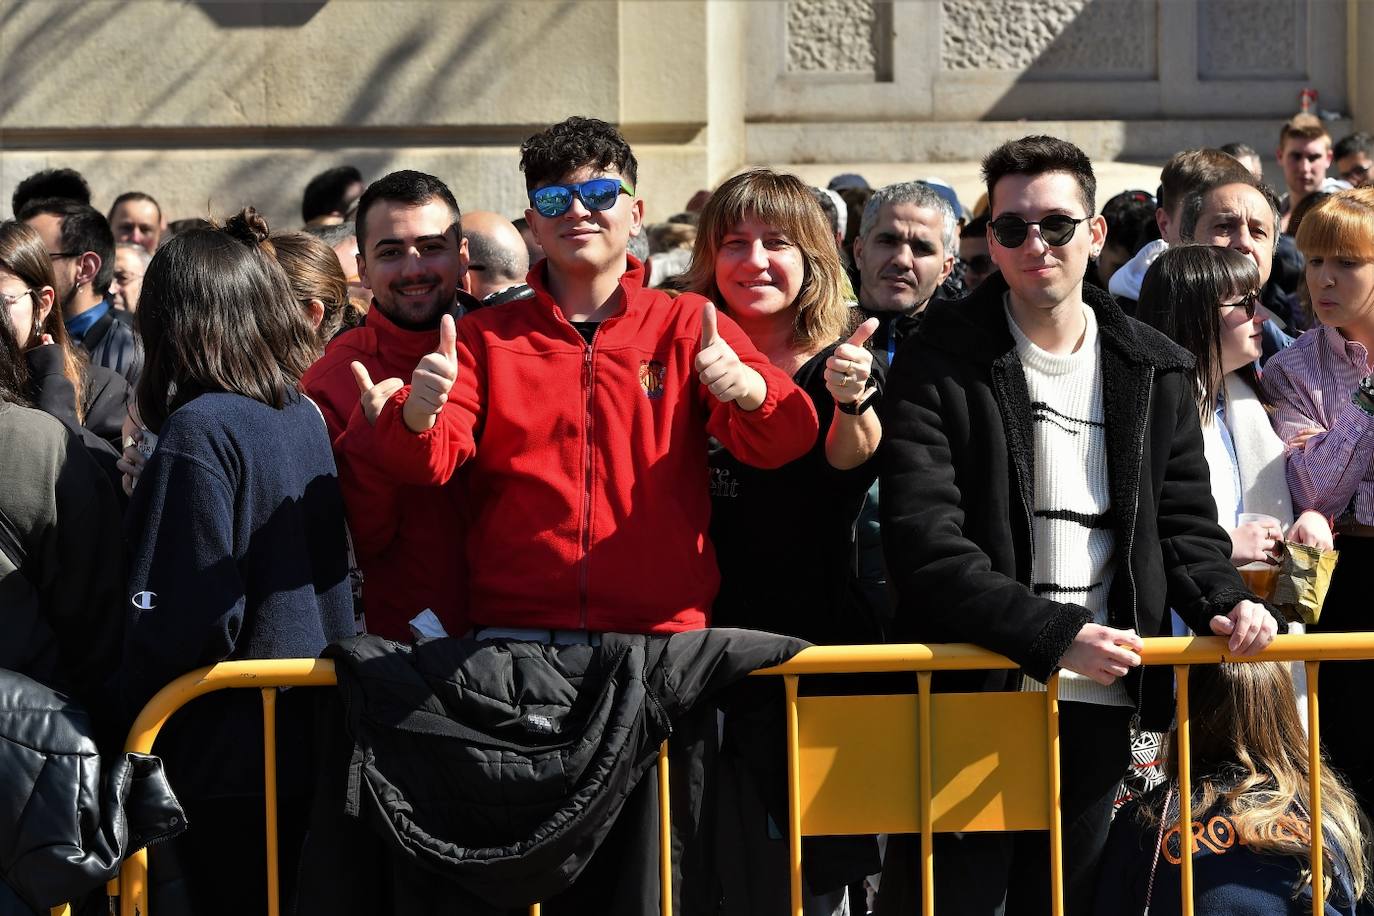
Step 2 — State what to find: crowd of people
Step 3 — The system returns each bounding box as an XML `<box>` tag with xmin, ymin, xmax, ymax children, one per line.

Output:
<box><xmin>4</xmin><ymin>110</ymin><xmax>1374</xmax><ymax>916</ymax></box>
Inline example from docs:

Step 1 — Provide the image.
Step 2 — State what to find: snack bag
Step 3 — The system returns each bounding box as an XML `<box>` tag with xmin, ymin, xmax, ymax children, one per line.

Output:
<box><xmin>1271</xmin><ymin>542</ymin><xmax>1339</xmax><ymax>625</ymax></box>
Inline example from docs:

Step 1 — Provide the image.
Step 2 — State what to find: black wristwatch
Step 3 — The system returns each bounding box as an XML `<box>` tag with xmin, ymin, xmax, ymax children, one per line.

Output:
<box><xmin>835</xmin><ymin>379</ymin><xmax>880</xmax><ymax>415</ymax></box>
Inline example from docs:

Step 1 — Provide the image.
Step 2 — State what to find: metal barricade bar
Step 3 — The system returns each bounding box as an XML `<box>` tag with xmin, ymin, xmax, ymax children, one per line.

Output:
<box><xmin>106</xmin><ymin>634</ymin><xmax>1369</xmax><ymax>916</ymax></box>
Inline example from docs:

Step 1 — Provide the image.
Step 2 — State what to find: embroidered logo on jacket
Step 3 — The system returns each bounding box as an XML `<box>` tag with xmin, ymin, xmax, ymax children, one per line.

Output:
<box><xmin>639</xmin><ymin>360</ymin><xmax>667</xmax><ymax>400</ymax></box>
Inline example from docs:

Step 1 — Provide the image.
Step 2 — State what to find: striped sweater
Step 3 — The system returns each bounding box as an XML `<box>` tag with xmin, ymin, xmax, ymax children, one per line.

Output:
<box><xmin>1006</xmin><ymin>302</ymin><xmax>1129</xmax><ymax>707</ymax></box>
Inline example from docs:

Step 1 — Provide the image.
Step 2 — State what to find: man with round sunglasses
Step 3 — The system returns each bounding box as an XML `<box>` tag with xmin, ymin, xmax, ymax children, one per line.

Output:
<box><xmin>878</xmin><ymin>135</ymin><xmax>1276</xmax><ymax>916</ymax></box>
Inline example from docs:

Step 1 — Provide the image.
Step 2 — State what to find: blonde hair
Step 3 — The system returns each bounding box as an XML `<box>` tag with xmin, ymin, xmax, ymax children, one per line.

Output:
<box><xmin>1295</xmin><ymin>187</ymin><xmax>1374</xmax><ymax>263</ymax></box>
<box><xmin>685</xmin><ymin>169</ymin><xmax>853</xmax><ymax>352</ymax></box>
<box><xmin>1144</xmin><ymin>663</ymin><xmax>1369</xmax><ymax>901</ymax></box>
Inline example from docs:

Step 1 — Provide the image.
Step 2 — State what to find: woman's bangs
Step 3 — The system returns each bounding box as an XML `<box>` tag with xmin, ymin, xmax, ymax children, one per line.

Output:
<box><xmin>1295</xmin><ymin>197</ymin><xmax>1374</xmax><ymax>261</ymax></box>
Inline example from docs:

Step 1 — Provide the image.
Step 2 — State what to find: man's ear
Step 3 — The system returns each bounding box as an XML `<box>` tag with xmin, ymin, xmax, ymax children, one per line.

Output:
<box><xmin>76</xmin><ymin>251</ymin><xmax>101</xmax><ymax>287</ymax></box>
<box><xmin>939</xmin><ymin>253</ymin><xmax>955</xmax><ymax>285</ymax></box>
<box><xmin>356</xmin><ymin>251</ymin><xmax>370</xmax><ymax>290</ymax></box>
<box><xmin>1089</xmin><ymin>213</ymin><xmax>1108</xmax><ymax>252</ymax></box>
<box><xmin>1154</xmin><ymin>207</ymin><xmax>1170</xmax><ymax>241</ymax></box>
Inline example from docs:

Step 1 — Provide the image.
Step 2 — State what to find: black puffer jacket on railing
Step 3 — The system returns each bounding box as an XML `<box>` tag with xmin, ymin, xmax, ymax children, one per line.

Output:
<box><xmin>299</xmin><ymin>629</ymin><xmax>809</xmax><ymax>915</ymax></box>
<box><xmin>0</xmin><ymin>669</ymin><xmax>186</xmax><ymax>915</ymax></box>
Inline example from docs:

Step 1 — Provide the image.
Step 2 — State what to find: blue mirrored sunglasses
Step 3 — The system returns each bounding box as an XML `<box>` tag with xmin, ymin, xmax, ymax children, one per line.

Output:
<box><xmin>529</xmin><ymin>177</ymin><xmax>635</xmax><ymax>218</ymax></box>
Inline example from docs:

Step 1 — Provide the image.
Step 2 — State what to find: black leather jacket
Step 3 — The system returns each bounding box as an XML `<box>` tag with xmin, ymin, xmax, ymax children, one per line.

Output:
<box><xmin>0</xmin><ymin>669</ymin><xmax>185</xmax><ymax>914</ymax></box>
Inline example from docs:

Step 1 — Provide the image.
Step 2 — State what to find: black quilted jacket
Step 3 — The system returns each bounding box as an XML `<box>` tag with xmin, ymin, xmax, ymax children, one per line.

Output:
<box><xmin>298</xmin><ymin>629</ymin><xmax>806</xmax><ymax>914</ymax></box>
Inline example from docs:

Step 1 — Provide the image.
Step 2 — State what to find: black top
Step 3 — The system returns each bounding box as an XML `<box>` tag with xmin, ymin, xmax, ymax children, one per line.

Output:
<box><xmin>570</xmin><ymin>320</ymin><xmax>599</xmax><ymax>345</ymax></box>
<box><xmin>708</xmin><ymin>343</ymin><xmax>886</xmax><ymax>645</ymax></box>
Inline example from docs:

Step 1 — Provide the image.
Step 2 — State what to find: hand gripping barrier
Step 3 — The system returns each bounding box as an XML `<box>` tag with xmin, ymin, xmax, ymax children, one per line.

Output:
<box><xmin>96</xmin><ymin>633</ymin><xmax>1372</xmax><ymax>916</ymax></box>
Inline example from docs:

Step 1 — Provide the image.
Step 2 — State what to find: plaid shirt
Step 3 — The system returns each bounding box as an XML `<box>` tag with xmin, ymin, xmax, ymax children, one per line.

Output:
<box><xmin>1262</xmin><ymin>326</ymin><xmax>1374</xmax><ymax>523</ymax></box>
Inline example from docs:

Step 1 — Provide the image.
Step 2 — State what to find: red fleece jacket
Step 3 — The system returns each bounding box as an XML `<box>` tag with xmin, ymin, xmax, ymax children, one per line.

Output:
<box><xmin>301</xmin><ymin>305</ymin><xmax>468</xmax><ymax>640</ymax></box>
<box><xmin>371</xmin><ymin>258</ymin><xmax>819</xmax><ymax>634</ymax></box>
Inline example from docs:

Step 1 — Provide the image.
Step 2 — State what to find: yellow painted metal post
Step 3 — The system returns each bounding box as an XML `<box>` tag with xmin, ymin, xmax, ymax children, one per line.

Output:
<box><xmin>785</xmin><ymin>675</ymin><xmax>803</xmax><ymax>916</ymax></box>
<box><xmin>658</xmin><ymin>740</ymin><xmax>672</xmax><ymax>916</ymax></box>
<box><xmin>49</xmin><ymin>906</ymin><xmax>71</xmax><ymax>916</ymax></box>
<box><xmin>123</xmin><ymin>844</ymin><xmax>148</xmax><ymax>915</ymax></box>
<box><xmin>1045</xmin><ymin>673</ymin><xmax>1063</xmax><ymax>916</ymax></box>
<box><xmin>1175</xmin><ymin>665</ymin><xmax>1194</xmax><ymax>916</ymax></box>
<box><xmin>1307</xmin><ymin>661</ymin><xmax>1323</xmax><ymax>916</ymax></box>
<box><xmin>262</xmin><ymin>688</ymin><xmax>281</xmax><ymax>916</ymax></box>
<box><xmin>529</xmin><ymin>905</ymin><xmax>540</xmax><ymax>915</ymax></box>
<box><xmin>916</xmin><ymin>672</ymin><xmax>934</xmax><ymax>916</ymax></box>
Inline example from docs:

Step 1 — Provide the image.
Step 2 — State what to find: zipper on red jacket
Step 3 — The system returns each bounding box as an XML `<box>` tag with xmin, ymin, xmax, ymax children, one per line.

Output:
<box><xmin>578</xmin><ymin>334</ymin><xmax>597</xmax><ymax>629</ymax></box>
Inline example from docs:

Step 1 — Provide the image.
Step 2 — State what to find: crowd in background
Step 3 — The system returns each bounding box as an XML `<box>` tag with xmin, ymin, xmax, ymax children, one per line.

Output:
<box><xmin>5</xmin><ymin>111</ymin><xmax>1374</xmax><ymax>916</ymax></box>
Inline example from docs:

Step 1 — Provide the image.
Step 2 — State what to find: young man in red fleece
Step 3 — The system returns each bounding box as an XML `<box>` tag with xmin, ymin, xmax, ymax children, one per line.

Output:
<box><xmin>303</xmin><ymin>170</ymin><xmax>475</xmax><ymax>641</ymax></box>
<box><xmin>357</xmin><ymin>116</ymin><xmax>818</xmax><ymax>637</ymax></box>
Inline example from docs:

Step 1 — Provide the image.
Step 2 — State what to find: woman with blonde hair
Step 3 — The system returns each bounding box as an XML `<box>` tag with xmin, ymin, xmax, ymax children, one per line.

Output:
<box><xmin>687</xmin><ymin>169</ymin><xmax>882</xmax><ymax>915</ymax></box>
<box><xmin>1263</xmin><ymin>187</ymin><xmax>1374</xmax><ymax>822</ymax></box>
<box><xmin>1094</xmin><ymin>661</ymin><xmax>1368</xmax><ymax>914</ymax></box>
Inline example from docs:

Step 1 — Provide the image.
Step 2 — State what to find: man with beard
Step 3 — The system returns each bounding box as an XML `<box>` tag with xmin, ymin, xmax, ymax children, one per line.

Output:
<box><xmin>20</xmin><ymin>198</ymin><xmax>141</xmax><ymax>385</ymax></box>
<box><xmin>301</xmin><ymin>170</ymin><xmax>475</xmax><ymax>641</ymax></box>
<box><xmin>851</xmin><ymin>181</ymin><xmax>956</xmax><ymax>367</ymax></box>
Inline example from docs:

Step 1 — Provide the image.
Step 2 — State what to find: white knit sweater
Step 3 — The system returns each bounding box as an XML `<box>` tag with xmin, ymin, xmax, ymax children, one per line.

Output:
<box><xmin>1006</xmin><ymin>302</ymin><xmax>1130</xmax><ymax>707</ymax></box>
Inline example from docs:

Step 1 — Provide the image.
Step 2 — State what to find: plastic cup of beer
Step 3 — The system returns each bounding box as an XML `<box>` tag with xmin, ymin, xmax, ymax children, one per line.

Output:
<box><xmin>1237</xmin><ymin>512</ymin><xmax>1283</xmax><ymax>601</ymax></box>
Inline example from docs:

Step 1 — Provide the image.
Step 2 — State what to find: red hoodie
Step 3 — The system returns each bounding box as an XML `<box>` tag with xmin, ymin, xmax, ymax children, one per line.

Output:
<box><xmin>301</xmin><ymin>304</ymin><xmax>469</xmax><ymax>640</ymax></box>
<box><xmin>369</xmin><ymin>259</ymin><xmax>819</xmax><ymax>634</ymax></box>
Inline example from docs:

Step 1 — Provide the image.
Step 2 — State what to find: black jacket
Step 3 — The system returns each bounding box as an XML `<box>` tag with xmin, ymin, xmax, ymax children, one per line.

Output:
<box><xmin>299</xmin><ymin>629</ymin><xmax>806</xmax><ymax>914</ymax></box>
<box><xmin>0</xmin><ymin>669</ymin><xmax>185</xmax><ymax>915</ymax></box>
<box><xmin>76</xmin><ymin>305</ymin><xmax>141</xmax><ymax>388</ymax></box>
<box><xmin>879</xmin><ymin>274</ymin><xmax>1258</xmax><ymax>726</ymax></box>
<box><xmin>24</xmin><ymin>346</ymin><xmax>127</xmax><ymax>497</ymax></box>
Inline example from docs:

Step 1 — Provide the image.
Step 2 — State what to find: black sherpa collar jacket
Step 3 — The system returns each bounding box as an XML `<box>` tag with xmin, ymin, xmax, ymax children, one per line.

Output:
<box><xmin>879</xmin><ymin>273</ymin><xmax>1259</xmax><ymax>727</ymax></box>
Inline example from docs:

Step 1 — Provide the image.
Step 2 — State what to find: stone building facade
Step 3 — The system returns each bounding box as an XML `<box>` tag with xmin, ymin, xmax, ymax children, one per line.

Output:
<box><xmin>0</xmin><ymin>0</ymin><xmax>1368</xmax><ymax>225</ymax></box>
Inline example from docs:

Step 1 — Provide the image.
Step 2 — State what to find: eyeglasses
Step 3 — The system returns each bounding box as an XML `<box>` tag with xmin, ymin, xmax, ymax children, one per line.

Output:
<box><xmin>1340</xmin><ymin>163</ymin><xmax>1370</xmax><ymax>183</ymax></box>
<box><xmin>0</xmin><ymin>290</ymin><xmax>33</xmax><ymax>309</ymax></box>
<box><xmin>1225</xmin><ymin>292</ymin><xmax>1263</xmax><ymax>319</ymax></box>
<box><xmin>989</xmin><ymin>214</ymin><xmax>1091</xmax><ymax>248</ymax></box>
<box><xmin>47</xmin><ymin>251</ymin><xmax>78</xmax><ymax>260</ymax></box>
<box><xmin>529</xmin><ymin>177</ymin><xmax>635</xmax><ymax>219</ymax></box>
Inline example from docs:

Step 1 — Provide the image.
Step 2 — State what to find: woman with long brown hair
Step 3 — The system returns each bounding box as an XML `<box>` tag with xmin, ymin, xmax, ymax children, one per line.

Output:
<box><xmin>0</xmin><ymin>220</ymin><xmax>128</xmax><ymax>450</ymax></box>
<box><xmin>119</xmin><ymin>207</ymin><xmax>352</xmax><ymax>916</ymax></box>
<box><xmin>1094</xmin><ymin>662</ymin><xmax>1368</xmax><ymax>914</ymax></box>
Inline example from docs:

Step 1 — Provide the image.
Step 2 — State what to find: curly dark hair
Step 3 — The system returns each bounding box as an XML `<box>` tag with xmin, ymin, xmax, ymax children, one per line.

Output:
<box><xmin>519</xmin><ymin>116</ymin><xmax>638</xmax><ymax>191</ymax></box>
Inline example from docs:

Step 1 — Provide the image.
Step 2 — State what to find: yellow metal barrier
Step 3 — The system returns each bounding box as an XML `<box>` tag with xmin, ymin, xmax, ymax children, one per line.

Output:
<box><xmin>109</xmin><ymin>633</ymin><xmax>1372</xmax><ymax>916</ymax></box>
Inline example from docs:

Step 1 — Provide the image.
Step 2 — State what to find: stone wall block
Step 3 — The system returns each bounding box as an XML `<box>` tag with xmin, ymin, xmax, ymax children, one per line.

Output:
<box><xmin>785</xmin><ymin>0</ymin><xmax>879</xmax><ymax>73</ymax></box>
<box><xmin>941</xmin><ymin>0</ymin><xmax>1154</xmax><ymax>78</ymax></box>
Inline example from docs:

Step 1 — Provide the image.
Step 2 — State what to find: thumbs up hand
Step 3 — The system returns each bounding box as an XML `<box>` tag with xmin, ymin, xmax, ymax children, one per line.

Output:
<box><xmin>402</xmin><ymin>313</ymin><xmax>459</xmax><ymax>433</ymax></box>
<box><xmin>825</xmin><ymin>317</ymin><xmax>879</xmax><ymax>406</ymax></box>
<box><xmin>695</xmin><ymin>302</ymin><xmax>765</xmax><ymax>411</ymax></box>
<box><xmin>352</xmin><ymin>362</ymin><xmax>405</xmax><ymax>426</ymax></box>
